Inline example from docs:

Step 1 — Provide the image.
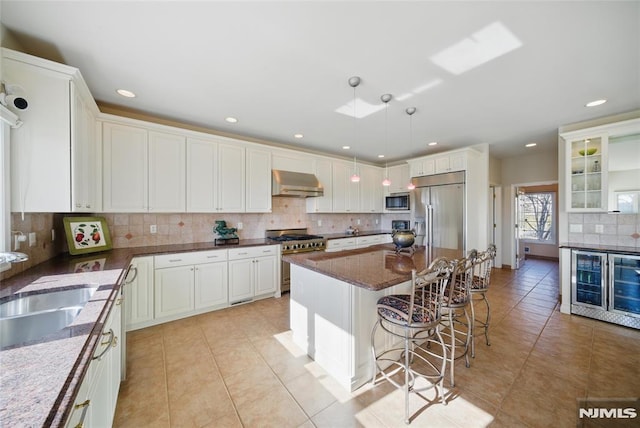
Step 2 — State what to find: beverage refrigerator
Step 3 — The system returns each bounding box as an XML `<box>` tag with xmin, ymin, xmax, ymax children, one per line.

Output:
<box><xmin>571</xmin><ymin>250</ymin><xmax>640</xmax><ymax>329</ymax></box>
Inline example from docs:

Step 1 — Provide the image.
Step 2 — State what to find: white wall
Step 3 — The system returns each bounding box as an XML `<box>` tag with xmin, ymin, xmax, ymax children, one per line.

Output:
<box><xmin>499</xmin><ymin>149</ymin><xmax>558</xmax><ymax>268</ymax></box>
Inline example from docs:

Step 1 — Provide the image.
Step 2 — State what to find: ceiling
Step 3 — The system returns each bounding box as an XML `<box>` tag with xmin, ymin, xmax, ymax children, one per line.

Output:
<box><xmin>1</xmin><ymin>1</ymin><xmax>638</xmax><ymax>164</ymax></box>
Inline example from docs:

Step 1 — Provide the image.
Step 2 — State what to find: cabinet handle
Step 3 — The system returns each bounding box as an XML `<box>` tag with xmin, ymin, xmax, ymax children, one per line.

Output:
<box><xmin>238</xmin><ymin>252</ymin><xmax>248</xmax><ymax>255</ymax></box>
<box><xmin>124</xmin><ymin>266</ymin><xmax>138</xmax><ymax>284</ymax></box>
<box><xmin>206</xmin><ymin>255</ymin><xmax>218</xmax><ymax>259</ymax></box>
<box><xmin>74</xmin><ymin>399</ymin><xmax>90</xmax><ymax>410</ymax></box>
<box><xmin>169</xmin><ymin>259</ymin><xmax>182</xmax><ymax>263</ymax></box>
<box><xmin>93</xmin><ymin>329</ymin><xmax>114</xmax><ymax>360</ymax></box>
<box><xmin>116</xmin><ymin>297</ymin><xmax>123</xmax><ymax>306</ymax></box>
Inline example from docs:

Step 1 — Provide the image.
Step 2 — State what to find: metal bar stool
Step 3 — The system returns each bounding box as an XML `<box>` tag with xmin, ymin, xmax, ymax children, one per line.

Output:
<box><xmin>370</xmin><ymin>257</ymin><xmax>454</xmax><ymax>424</ymax></box>
<box><xmin>469</xmin><ymin>244</ymin><xmax>497</xmax><ymax>358</ymax></box>
<box><xmin>439</xmin><ymin>250</ymin><xmax>477</xmax><ymax>387</ymax></box>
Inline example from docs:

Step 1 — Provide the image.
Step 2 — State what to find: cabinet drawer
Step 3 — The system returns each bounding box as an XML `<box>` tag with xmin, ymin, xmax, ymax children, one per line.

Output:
<box><xmin>191</xmin><ymin>250</ymin><xmax>228</xmax><ymax>264</ymax></box>
<box><xmin>155</xmin><ymin>252</ymin><xmax>203</xmax><ymax>269</ymax></box>
<box><xmin>228</xmin><ymin>245</ymin><xmax>278</xmax><ymax>260</ymax></box>
<box><xmin>326</xmin><ymin>238</ymin><xmax>357</xmax><ymax>249</ymax></box>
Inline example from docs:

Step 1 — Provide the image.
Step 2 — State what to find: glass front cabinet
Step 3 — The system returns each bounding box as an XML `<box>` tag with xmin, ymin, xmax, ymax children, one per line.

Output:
<box><xmin>564</xmin><ymin>133</ymin><xmax>608</xmax><ymax>211</ymax></box>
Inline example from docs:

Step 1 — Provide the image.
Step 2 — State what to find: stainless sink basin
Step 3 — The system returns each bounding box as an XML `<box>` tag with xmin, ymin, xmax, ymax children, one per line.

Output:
<box><xmin>0</xmin><ymin>286</ymin><xmax>98</xmax><ymax>348</ymax></box>
<box><xmin>0</xmin><ymin>286</ymin><xmax>97</xmax><ymax>317</ymax></box>
<box><xmin>0</xmin><ymin>307</ymin><xmax>84</xmax><ymax>348</ymax></box>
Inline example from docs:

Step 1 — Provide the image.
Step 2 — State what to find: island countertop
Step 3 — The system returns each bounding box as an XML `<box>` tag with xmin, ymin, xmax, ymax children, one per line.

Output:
<box><xmin>283</xmin><ymin>244</ymin><xmax>427</xmax><ymax>291</ymax></box>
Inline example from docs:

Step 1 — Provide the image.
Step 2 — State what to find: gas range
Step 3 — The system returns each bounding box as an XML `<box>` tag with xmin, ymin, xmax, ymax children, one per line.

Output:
<box><xmin>266</xmin><ymin>228</ymin><xmax>326</xmax><ymax>254</ymax></box>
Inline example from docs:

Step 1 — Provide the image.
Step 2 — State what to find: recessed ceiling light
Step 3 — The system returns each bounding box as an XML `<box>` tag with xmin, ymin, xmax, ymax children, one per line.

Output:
<box><xmin>116</xmin><ymin>89</ymin><xmax>136</xmax><ymax>98</ymax></box>
<box><xmin>378</xmin><ymin>154</ymin><xmax>385</xmax><ymax>158</ymax></box>
<box><xmin>428</xmin><ymin>142</ymin><xmax>438</xmax><ymax>146</ymax></box>
<box><xmin>525</xmin><ymin>143</ymin><xmax>537</xmax><ymax>147</ymax></box>
<box><xmin>342</xmin><ymin>146</ymin><xmax>351</xmax><ymax>150</ymax></box>
<box><xmin>586</xmin><ymin>99</ymin><xmax>607</xmax><ymax>107</ymax></box>
<box><xmin>225</xmin><ymin>117</ymin><xmax>238</xmax><ymax>123</ymax></box>
<box><xmin>294</xmin><ymin>133</ymin><xmax>304</xmax><ymax>139</ymax></box>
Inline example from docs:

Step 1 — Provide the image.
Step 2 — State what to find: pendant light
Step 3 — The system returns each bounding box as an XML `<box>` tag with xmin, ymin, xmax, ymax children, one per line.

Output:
<box><xmin>406</xmin><ymin>107</ymin><xmax>417</xmax><ymax>190</ymax></box>
<box><xmin>349</xmin><ymin>76</ymin><xmax>361</xmax><ymax>183</ymax></box>
<box><xmin>381</xmin><ymin>93</ymin><xmax>392</xmax><ymax>186</ymax></box>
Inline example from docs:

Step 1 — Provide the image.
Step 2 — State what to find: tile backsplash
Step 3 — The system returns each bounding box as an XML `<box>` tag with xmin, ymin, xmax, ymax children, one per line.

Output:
<box><xmin>568</xmin><ymin>213</ymin><xmax>640</xmax><ymax>248</ymax></box>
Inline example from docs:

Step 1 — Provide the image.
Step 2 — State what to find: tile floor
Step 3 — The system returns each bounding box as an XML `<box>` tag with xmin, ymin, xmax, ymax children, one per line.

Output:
<box><xmin>114</xmin><ymin>259</ymin><xmax>640</xmax><ymax>427</ymax></box>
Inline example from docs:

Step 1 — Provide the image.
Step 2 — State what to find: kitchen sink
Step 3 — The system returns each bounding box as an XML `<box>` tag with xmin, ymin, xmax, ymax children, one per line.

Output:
<box><xmin>0</xmin><ymin>306</ymin><xmax>84</xmax><ymax>348</ymax></box>
<box><xmin>0</xmin><ymin>286</ymin><xmax>98</xmax><ymax>348</ymax></box>
<box><xmin>0</xmin><ymin>286</ymin><xmax>97</xmax><ymax>317</ymax></box>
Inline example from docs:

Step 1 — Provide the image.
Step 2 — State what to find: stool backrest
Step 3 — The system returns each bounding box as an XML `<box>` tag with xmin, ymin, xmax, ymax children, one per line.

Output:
<box><xmin>409</xmin><ymin>257</ymin><xmax>453</xmax><ymax>327</ymax></box>
<box><xmin>472</xmin><ymin>244</ymin><xmax>497</xmax><ymax>291</ymax></box>
<box><xmin>443</xmin><ymin>249</ymin><xmax>478</xmax><ymax>307</ymax></box>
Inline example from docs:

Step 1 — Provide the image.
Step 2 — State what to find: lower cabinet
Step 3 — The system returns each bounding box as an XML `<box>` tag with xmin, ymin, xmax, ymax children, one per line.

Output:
<box><xmin>124</xmin><ymin>256</ymin><xmax>154</xmax><ymax>331</ymax></box>
<box><xmin>326</xmin><ymin>234</ymin><xmax>391</xmax><ymax>252</ymax></box>
<box><xmin>228</xmin><ymin>246</ymin><xmax>279</xmax><ymax>304</ymax></box>
<box><xmin>154</xmin><ymin>249</ymin><xmax>228</xmax><ymax>323</ymax></box>
<box><xmin>66</xmin><ymin>289</ymin><xmax>122</xmax><ymax>428</ymax></box>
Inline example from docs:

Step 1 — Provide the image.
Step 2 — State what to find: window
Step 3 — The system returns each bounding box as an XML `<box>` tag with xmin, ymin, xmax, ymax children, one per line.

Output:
<box><xmin>614</xmin><ymin>190</ymin><xmax>640</xmax><ymax>213</ymax></box>
<box><xmin>518</xmin><ymin>192</ymin><xmax>556</xmax><ymax>243</ymax></box>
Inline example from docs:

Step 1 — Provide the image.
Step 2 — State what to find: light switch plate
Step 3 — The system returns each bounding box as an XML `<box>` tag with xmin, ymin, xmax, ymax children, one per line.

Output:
<box><xmin>29</xmin><ymin>232</ymin><xmax>36</xmax><ymax>247</ymax></box>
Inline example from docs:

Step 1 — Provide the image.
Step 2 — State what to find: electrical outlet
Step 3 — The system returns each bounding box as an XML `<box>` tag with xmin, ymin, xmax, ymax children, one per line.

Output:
<box><xmin>317</xmin><ymin>219</ymin><xmax>322</xmax><ymax>227</ymax></box>
<box><xmin>237</xmin><ymin>222</ymin><xmax>243</xmax><ymax>230</ymax></box>
<box><xmin>375</xmin><ymin>219</ymin><xmax>379</xmax><ymax>225</ymax></box>
<box><xmin>29</xmin><ymin>232</ymin><xmax>37</xmax><ymax>247</ymax></box>
<box><xmin>356</xmin><ymin>219</ymin><xmax>361</xmax><ymax>225</ymax></box>
<box><xmin>150</xmin><ymin>225</ymin><xmax>157</xmax><ymax>234</ymax></box>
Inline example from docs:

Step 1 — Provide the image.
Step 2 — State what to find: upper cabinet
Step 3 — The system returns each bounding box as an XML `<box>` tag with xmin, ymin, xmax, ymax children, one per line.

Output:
<box><xmin>4</xmin><ymin>48</ymin><xmax>99</xmax><ymax>213</ymax></box>
<box><xmin>245</xmin><ymin>147</ymin><xmax>271</xmax><ymax>213</ymax></box>
<box><xmin>102</xmin><ymin>121</ymin><xmax>186</xmax><ymax>212</ymax></box>
<box><xmin>384</xmin><ymin>164</ymin><xmax>410</xmax><ymax>195</ymax></box>
<box><xmin>408</xmin><ymin>150</ymin><xmax>467</xmax><ymax>178</ymax></box>
<box><xmin>560</xmin><ymin>118</ymin><xmax>640</xmax><ymax>213</ymax></box>
<box><xmin>306</xmin><ymin>157</ymin><xmax>333</xmax><ymax>213</ymax></box>
<box><xmin>359</xmin><ymin>164</ymin><xmax>383</xmax><ymax>213</ymax></box>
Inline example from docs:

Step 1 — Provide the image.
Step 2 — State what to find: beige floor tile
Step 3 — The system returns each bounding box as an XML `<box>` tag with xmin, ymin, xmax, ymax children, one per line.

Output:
<box><xmin>234</xmin><ymin>385</ymin><xmax>309</xmax><ymax>428</ymax></box>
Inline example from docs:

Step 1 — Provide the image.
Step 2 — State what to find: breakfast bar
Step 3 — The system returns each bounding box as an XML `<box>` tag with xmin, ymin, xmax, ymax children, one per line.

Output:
<box><xmin>284</xmin><ymin>244</ymin><xmax>428</xmax><ymax>391</ymax></box>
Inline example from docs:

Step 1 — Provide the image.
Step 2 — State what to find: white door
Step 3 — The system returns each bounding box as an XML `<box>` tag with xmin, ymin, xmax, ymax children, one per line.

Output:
<box><xmin>148</xmin><ymin>131</ymin><xmax>185</xmax><ymax>212</ymax></box>
<box><xmin>195</xmin><ymin>262</ymin><xmax>228</xmax><ymax>309</ymax></box>
<box><xmin>228</xmin><ymin>259</ymin><xmax>254</xmax><ymax>303</ymax></box>
<box><xmin>254</xmin><ymin>255</ymin><xmax>278</xmax><ymax>296</ymax></box>
<box><xmin>102</xmin><ymin>123</ymin><xmax>148</xmax><ymax>212</ymax></box>
<box><xmin>155</xmin><ymin>265</ymin><xmax>194</xmax><ymax>318</ymax></box>
<box><xmin>125</xmin><ymin>256</ymin><xmax>155</xmax><ymax>330</ymax></box>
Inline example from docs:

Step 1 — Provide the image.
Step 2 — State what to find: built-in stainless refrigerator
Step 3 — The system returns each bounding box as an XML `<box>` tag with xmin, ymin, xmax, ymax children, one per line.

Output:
<box><xmin>410</xmin><ymin>171</ymin><xmax>465</xmax><ymax>262</ymax></box>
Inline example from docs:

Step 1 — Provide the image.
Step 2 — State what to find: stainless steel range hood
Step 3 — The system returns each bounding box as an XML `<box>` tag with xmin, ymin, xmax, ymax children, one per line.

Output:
<box><xmin>272</xmin><ymin>170</ymin><xmax>324</xmax><ymax>197</ymax></box>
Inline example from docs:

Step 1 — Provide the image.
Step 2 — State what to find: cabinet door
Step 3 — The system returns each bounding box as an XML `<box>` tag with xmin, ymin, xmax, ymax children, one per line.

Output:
<box><xmin>125</xmin><ymin>256</ymin><xmax>154</xmax><ymax>331</ymax></box>
<box><xmin>195</xmin><ymin>261</ymin><xmax>228</xmax><ymax>309</ymax></box>
<box><xmin>7</xmin><ymin>58</ymin><xmax>72</xmax><ymax>212</ymax></box>
<box><xmin>155</xmin><ymin>265</ymin><xmax>194</xmax><ymax>318</ymax></box>
<box><xmin>306</xmin><ymin>158</ymin><xmax>333</xmax><ymax>213</ymax></box>
<box><xmin>254</xmin><ymin>255</ymin><xmax>278</xmax><ymax>296</ymax></box>
<box><xmin>228</xmin><ymin>259</ymin><xmax>254</xmax><ymax>303</ymax></box>
<box><xmin>332</xmin><ymin>162</ymin><xmax>358</xmax><ymax>212</ymax></box>
<box><xmin>567</xmin><ymin>135</ymin><xmax>607</xmax><ymax>211</ymax></box>
<box><xmin>246</xmin><ymin>148</ymin><xmax>272</xmax><ymax>212</ymax></box>
<box><xmin>103</xmin><ymin>123</ymin><xmax>148</xmax><ymax>212</ymax></box>
<box><xmin>386</xmin><ymin>164</ymin><xmax>410</xmax><ymax>194</ymax></box>
<box><xmin>360</xmin><ymin>165</ymin><xmax>382</xmax><ymax>213</ymax></box>
<box><xmin>148</xmin><ymin>131</ymin><xmax>185</xmax><ymax>212</ymax></box>
<box><xmin>218</xmin><ymin>143</ymin><xmax>245</xmax><ymax>212</ymax></box>
<box><xmin>186</xmin><ymin>137</ymin><xmax>217</xmax><ymax>212</ymax></box>
<box><xmin>71</xmin><ymin>83</ymin><xmax>98</xmax><ymax>212</ymax></box>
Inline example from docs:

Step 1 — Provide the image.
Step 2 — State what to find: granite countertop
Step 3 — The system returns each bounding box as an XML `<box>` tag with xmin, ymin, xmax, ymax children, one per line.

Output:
<box><xmin>322</xmin><ymin>230</ymin><xmax>393</xmax><ymax>240</ymax></box>
<box><xmin>284</xmin><ymin>244</ymin><xmax>427</xmax><ymax>291</ymax></box>
<box><xmin>560</xmin><ymin>242</ymin><xmax>640</xmax><ymax>255</ymax></box>
<box><xmin>0</xmin><ymin>238</ymin><xmax>275</xmax><ymax>427</ymax></box>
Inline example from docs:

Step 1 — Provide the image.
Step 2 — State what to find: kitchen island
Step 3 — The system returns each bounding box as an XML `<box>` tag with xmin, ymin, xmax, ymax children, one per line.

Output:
<box><xmin>284</xmin><ymin>244</ymin><xmax>428</xmax><ymax>391</ymax></box>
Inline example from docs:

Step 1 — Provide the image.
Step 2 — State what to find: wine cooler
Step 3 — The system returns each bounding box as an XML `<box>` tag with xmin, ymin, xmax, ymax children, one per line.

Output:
<box><xmin>571</xmin><ymin>250</ymin><xmax>640</xmax><ymax>329</ymax></box>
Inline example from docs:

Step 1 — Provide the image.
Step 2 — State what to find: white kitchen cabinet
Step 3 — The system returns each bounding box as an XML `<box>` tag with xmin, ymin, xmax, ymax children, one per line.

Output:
<box><xmin>194</xmin><ymin>259</ymin><xmax>228</xmax><ymax>310</ymax></box>
<box><xmin>563</xmin><ymin>133</ymin><xmax>608</xmax><ymax>211</ymax></box>
<box><xmin>4</xmin><ymin>48</ymin><xmax>99</xmax><ymax>213</ymax></box>
<box><xmin>148</xmin><ymin>131</ymin><xmax>186</xmax><ymax>212</ymax></box>
<box><xmin>384</xmin><ymin>164</ymin><xmax>410</xmax><ymax>195</ymax></box>
<box><xmin>102</xmin><ymin>122</ymin><xmax>148</xmax><ymax>212</ymax></box>
<box><xmin>246</xmin><ymin>147</ymin><xmax>272</xmax><ymax>212</ymax></box>
<box><xmin>154</xmin><ymin>249</ymin><xmax>229</xmax><ymax>321</ymax></box>
<box><xmin>272</xmin><ymin>149</ymin><xmax>315</xmax><ymax>173</ymax></box>
<box><xmin>355</xmin><ymin>234</ymin><xmax>385</xmax><ymax>248</ymax></box>
<box><xmin>103</xmin><ymin>122</ymin><xmax>186</xmax><ymax>212</ymax></box>
<box><xmin>186</xmin><ymin>137</ymin><xmax>245</xmax><ymax>212</ymax></box>
<box><xmin>124</xmin><ymin>256</ymin><xmax>154</xmax><ymax>331</ymax></box>
<box><xmin>408</xmin><ymin>150</ymin><xmax>467</xmax><ymax>178</ymax></box>
<box><xmin>359</xmin><ymin>165</ymin><xmax>383</xmax><ymax>213</ymax></box>
<box><xmin>332</xmin><ymin>161</ymin><xmax>359</xmax><ymax>213</ymax></box>
<box><xmin>306</xmin><ymin>157</ymin><xmax>333</xmax><ymax>213</ymax></box>
<box><xmin>66</xmin><ymin>290</ymin><xmax>122</xmax><ymax>428</ymax></box>
<box><xmin>325</xmin><ymin>237</ymin><xmax>357</xmax><ymax>252</ymax></box>
<box><xmin>155</xmin><ymin>264</ymin><xmax>195</xmax><ymax>319</ymax></box>
<box><xmin>228</xmin><ymin>245</ymin><xmax>280</xmax><ymax>304</ymax></box>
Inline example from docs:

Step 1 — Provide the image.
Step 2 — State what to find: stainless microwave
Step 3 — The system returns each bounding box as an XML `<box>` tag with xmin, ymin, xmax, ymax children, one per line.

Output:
<box><xmin>385</xmin><ymin>193</ymin><xmax>410</xmax><ymax>211</ymax></box>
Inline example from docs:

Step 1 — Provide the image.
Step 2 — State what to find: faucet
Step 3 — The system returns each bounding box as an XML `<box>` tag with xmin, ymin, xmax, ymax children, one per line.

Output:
<box><xmin>0</xmin><ymin>252</ymin><xmax>29</xmax><ymax>263</ymax></box>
